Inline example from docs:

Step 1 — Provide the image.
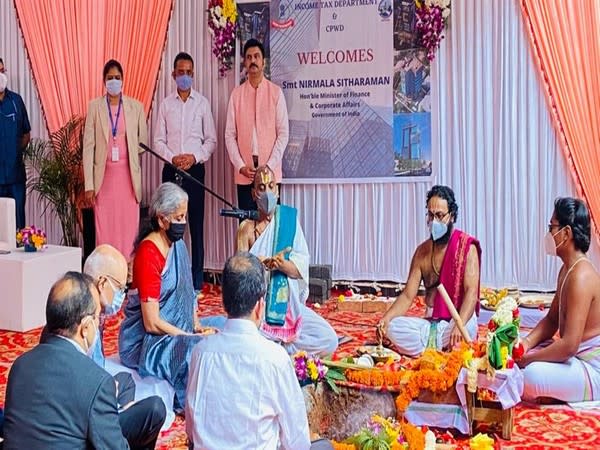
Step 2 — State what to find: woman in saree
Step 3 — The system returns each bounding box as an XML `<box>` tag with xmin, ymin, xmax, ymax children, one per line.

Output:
<box><xmin>119</xmin><ymin>182</ymin><xmax>225</xmax><ymax>410</ymax></box>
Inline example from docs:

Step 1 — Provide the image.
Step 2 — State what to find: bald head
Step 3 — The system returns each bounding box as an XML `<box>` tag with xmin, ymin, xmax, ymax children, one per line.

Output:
<box><xmin>253</xmin><ymin>165</ymin><xmax>275</xmax><ymax>189</ymax></box>
<box><xmin>46</xmin><ymin>272</ymin><xmax>98</xmax><ymax>337</ymax></box>
<box><xmin>84</xmin><ymin>245</ymin><xmax>128</xmax><ymax>286</ymax></box>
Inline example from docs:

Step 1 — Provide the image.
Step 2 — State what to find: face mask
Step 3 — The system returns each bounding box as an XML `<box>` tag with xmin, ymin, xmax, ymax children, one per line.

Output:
<box><xmin>544</xmin><ymin>228</ymin><xmax>565</xmax><ymax>256</ymax></box>
<box><xmin>166</xmin><ymin>221</ymin><xmax>186</xmax><ymax>242</ymax></box>
<box><xmin>0</xmin><ymin>72</ymin><xmax>7</xmax><ymax>92</ymax></box>
<box><xmin>175</xmin><ymin>74</ymin><xmax>193</xmax><ymax>91</ymax></box>
<box><xmin>429</xmin><ymin>219</ymin><xmax>448</xmax><ymax>242</ymax></box>
<box><xmin>84</xmin><ymin>318</ymin><xmax>99</xmax><ymax>357</ymax></box>
<box><xmin>257</xmin><ymin>191</ymin><xmax>278</xmax><ymax>215</ymax></box>
<box><xmin>105</xmin><ymin>79</ymin><xmax>122</xmax><ymax>96</ymax></box>
<box><xmin>103</xmin><ymin>278</ymin><xmax>126</xmax><ymax>316</ymax></box>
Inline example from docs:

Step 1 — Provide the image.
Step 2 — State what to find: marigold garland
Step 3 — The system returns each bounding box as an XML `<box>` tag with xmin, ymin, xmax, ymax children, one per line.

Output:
<box><xmin>395</xmin><ymin>346</ymin><xmax>466</xmax><ymax>413</ymax></box>
<box><xmin>344</xmin><ymin>367</ymin><xmax>406</xmax><ymax>388</ymax></box>
<box><xmin>331</xmin><ymin>442</ymin><xmax>356</xmax><ymax>450</ymax></box>
<box><xmin>401</xmin><ymin>421</ymin><xmax>425</xmax><ymax>449</ymax></box>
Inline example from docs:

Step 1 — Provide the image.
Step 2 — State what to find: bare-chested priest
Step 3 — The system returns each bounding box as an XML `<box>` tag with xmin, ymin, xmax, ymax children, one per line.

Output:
<box><xmin>517</xmin><ymin>197</ymin><xmax>600</xmax><ymax>403</ymax></box>
<box><xmin>378</xmin><ymin>185</ymin><xmax>481</xmax><ymax>356</ymax></box>
<box><xmin>237</xmin><ymin>165</ymin><xmax>338</xmax><ymax>356</ymax></box>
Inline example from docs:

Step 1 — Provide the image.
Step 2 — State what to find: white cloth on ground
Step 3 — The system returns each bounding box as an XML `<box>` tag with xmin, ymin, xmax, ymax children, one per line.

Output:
<box><xmin>522</xmin><ymin>335</ymin><xmax>600</xmax><ymax>402</ymax></box>
<box><xmin>185</xmin><ymin>319</ymin><xmax>311</xmax><ymax>450</ymax></box>
<box><xmin>104</xmin><ymin>356</ymin><xmax>175</xmax><ymax>431</ymax></box>
<box><xmin>387</xmin><ymin>314</ymin><xmax>478</xmax><ymax>357</ymax></box>
<box><xmin>250</xmin><ymin>214</ymin><xmax>338</xmax><ymax>355</ymax></box>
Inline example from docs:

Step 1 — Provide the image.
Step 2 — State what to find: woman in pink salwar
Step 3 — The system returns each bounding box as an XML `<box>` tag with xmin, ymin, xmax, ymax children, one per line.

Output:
<box><xmin>83</xmin><ymin>59</ymin><xmax>147</xmax><ymax>260</ymax></box>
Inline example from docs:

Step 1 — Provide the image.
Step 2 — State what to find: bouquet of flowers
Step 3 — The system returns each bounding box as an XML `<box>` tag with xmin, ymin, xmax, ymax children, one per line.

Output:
<box><xmin>16</xmin><ymin>225</ymin><xmax>47</xmax><ymax>252</ymax></box>
<box><xmin>331</xmin><ymin>415</ymin><xmax>427</xmax><ymax>450</ymax></box>
<box><xmin>293</xmin><ymin>351</ymin><xmax>345</xmax><ymax>393</ymax></box>
<box><xmin>415</xmin><ymin>0</ymin><xmax>451</xmax><ymax>61</ymax></box>
<box><xmin>487</xmin><ymin>296</ymin><xmax>523</xmax><ymax>369</ymax></box>
<box><xmin>207</xmin><ymin>0</ymin><xmax>237</xmax><ymax>77</ymax></box>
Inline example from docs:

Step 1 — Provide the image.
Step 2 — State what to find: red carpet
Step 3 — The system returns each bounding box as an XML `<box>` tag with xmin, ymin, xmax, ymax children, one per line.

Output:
<box><xmin>1</xmin><ymin>285</ymin><xmax>600</xmax><ymax>448</ymax></box>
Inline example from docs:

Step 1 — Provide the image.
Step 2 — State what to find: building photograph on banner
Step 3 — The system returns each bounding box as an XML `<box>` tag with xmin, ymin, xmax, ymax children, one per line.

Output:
<box><xmin>393</xmin><ymin>0</ymin><xmax>432</xmax><ymax>177</ymax></box>
<box><xmin>270</xmin><ymin>0</ymin><xmax>396</xmax><ymax>182</ymax></box>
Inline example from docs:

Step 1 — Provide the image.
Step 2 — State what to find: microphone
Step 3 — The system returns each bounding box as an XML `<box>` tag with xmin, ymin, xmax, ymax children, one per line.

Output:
<box><xmin>220</xmin><ymin>208</ymin><xmax>259</xmax><ymax>221</ymax></box>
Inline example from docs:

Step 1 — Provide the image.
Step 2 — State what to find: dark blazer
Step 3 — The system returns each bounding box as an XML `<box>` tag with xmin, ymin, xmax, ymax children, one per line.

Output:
<box><xmin>3</xmin><ymin>334</ymin><xmax>129</xmax><ymax>449</ymax></box>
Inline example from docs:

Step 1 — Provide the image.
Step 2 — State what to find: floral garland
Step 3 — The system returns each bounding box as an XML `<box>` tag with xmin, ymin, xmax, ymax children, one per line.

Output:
<box><xmin>207</xmin><ymin>0</ymin><xmax>237</xmax><ymax>77</ymax></box>
<box><xmin>395</xmin><ymin>345</ymin><xmax>468</xmax><ymax>412</ymax></box>
<box><xmin>344</xmin><ymin>367</ymin><xmax>406</xmax><ymax>388</ymax></box>
<box><xmin>486</xmin><ymin>296</ymin><xmax>523</xmax><ymax>370</ymax></box>
<box><xmin>415</xmin><ymin>0</ymin><xmax>451</xmax><ymax>61</ymax></box>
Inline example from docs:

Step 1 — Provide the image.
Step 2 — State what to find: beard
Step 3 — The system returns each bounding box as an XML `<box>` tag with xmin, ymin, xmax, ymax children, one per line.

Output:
<box><xmin>431</xmin><ymin>222</ymin><xmax>454</xmax><ymax>245</ymax></box>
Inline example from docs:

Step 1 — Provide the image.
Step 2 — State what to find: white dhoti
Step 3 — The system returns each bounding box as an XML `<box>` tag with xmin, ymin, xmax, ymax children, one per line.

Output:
<box><xmin>522</xmin><ymin>335</ymin><xmax>600</xmax><ymax>402</ymax></box>
<box><xmin>250</xmin><ymin>210</ymin><xmax>338</xmax><ymax>356</ymax></box>
<box><xmin>386</xmin><ymin>314</ymin><xmax>478</xmax><ymax>357</ymax></box>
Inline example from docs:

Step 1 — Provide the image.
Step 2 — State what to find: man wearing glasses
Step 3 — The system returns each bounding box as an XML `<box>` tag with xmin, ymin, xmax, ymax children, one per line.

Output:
<box><xmin>0</xmin><ymin>57</ymin><xmax>31</xmax><ymax>229</ymax></box>
<box><xmin>517</xmin><ymin>197</ymin><xmax>600</xmax><ymax>403</ymax></box>
<box><xmin>378</xmin><ymin>185</ymin><xmax>481</xmax><ymax>356</ymax></box>
<box><xmin>38</xmin><ymin>245</ymin><xmax>167</xmax><ymax>449</ymax></box>
<box><xmin>3</xmin><ymin>272</ymin><xmax>131</xmax><ymax>449</ymax></box>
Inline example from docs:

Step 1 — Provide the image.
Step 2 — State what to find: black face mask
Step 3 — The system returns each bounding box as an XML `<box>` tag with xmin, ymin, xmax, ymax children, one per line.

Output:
<box><xmin>166</xmin><ymin>222</ymin><xmax>186</xmax><ymax>242</ymax></box>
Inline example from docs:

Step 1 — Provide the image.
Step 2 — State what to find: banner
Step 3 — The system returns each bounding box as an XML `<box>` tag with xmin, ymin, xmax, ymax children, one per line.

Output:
<box><xmin>238</xmin><ymin>0</ymin><xmax>432</xmax><ymax>181</ymax></box>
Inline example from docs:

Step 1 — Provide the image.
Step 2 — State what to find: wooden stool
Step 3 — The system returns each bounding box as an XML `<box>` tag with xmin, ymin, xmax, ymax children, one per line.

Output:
<box><xmin>465</xmin><ymin>389</ymin><xmax>514</xmax><ymax>440</ymax></box>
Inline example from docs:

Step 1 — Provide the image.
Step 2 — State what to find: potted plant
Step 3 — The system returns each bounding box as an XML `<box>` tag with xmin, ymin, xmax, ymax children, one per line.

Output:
<box><xmin>23</xmin><ymin>116</ymin><xmax>85</xmax><ymax>247</ymax></box>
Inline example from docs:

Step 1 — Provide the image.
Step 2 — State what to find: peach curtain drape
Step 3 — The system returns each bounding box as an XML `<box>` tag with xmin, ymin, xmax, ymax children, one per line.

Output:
<box><xmin>520</xmin><ymin>0</ymin><xmax>600</xmax><ymax>241</ymax></box>
<box><xmin>13</xmin><ymin>0</ymin><xmax>173</xmax><ymax>133</ymax></box>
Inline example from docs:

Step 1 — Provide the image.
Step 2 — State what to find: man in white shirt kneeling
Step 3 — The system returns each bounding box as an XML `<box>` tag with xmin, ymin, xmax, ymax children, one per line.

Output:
<box><xmin>185</xmin><ymin>252</ymin><xmax>332</xmax><ymax>450</ymax></box>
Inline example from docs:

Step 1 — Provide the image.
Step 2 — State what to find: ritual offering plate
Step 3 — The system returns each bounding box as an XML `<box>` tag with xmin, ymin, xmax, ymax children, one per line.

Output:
<box><xmin>519</xmin><ymin>294</ymin><xmax>554</xmax><ymax>309</ymax></box>
<box><xmin>357</xmin><ymin>345</ymin><xmax>402</xmax><ymax>364</ymax></box>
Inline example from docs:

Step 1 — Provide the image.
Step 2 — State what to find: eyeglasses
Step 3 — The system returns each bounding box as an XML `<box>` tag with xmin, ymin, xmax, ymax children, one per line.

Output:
<box><xmin>547</xmin><ymin>223</ymin><xmax>562</xmax><ymax>233</ymax></box>
<box><xmin>426</xmin><ymin>210</ymin><xmax>449</xmax><ymax>222</ymax></box>
<box><xmin>103</xmin><ymin>274</ymin><xmax>127</xmax><ymax>294</ymax></box>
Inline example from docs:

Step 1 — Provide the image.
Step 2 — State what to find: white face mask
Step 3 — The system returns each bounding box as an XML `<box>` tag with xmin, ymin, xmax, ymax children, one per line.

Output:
<box><xmin>105</xmin><ymin>79</ymin><xmax>122</xmax><ymax>96</ymax></box>
<box><xmin>0</xmin><ymin>72</ymin><xmax>7</xmax><ymax>92</ymax></box>
<box><xmin>544</xmin><ymin>228</ymin><xmax>565</xmax><ymax>256</ymax></box>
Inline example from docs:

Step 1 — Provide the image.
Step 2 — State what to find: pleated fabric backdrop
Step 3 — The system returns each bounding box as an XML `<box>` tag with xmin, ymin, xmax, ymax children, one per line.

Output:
<box><xmin>1</xmin><ymin>0</ymin><xmax>597</xmax><ymax>290</ymax></box>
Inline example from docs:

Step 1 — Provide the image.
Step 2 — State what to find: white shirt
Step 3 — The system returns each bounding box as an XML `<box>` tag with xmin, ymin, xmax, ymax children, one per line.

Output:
<box><xmin>185</xmin><ymin>319</ymin><xmax>311</xmax><ymax>450</ymax></box>
<box><xmin>154</xmin><ymin>89</ymin><xmax>217</xmax><ymax>164</ymax></box>
<box><xmin>224</xmin><ymin>83</ymin><xmax>289</xmax><ymax>172</ymax></box>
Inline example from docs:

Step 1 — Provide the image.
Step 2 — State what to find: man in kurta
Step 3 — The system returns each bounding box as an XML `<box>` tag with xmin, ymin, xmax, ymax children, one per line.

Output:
<box><xmin>518</xmin><ymin>197</ymin><xmax>600</xmax><ymax>403</ymax></box>
<box><xmin>379</xmin><ymin>185</ymin><xmax>481</xmax><ymax>356</ymax></box>
<box><xmin>225</xmin><ymin>39</ymin><xmax>289</xmax><ymax>212</ymax></box>
<box><xmin>237</xmin><ymin>166</ymin><xmax>337</xmax><ymax>356</ymax></box>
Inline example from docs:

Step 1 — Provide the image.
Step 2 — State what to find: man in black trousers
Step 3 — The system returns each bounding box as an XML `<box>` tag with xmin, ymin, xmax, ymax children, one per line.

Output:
<box><xmin>154</xmin><ymin>52</ymin><xmax>217</xmax><ymax>293</ymax></box>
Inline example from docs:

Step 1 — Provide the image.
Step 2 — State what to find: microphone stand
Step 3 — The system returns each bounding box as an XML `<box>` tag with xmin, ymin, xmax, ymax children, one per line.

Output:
<box><xmin>139</xmin><ymin>143</ymin><xmax>235</xmax><ymax>209</ymax></box>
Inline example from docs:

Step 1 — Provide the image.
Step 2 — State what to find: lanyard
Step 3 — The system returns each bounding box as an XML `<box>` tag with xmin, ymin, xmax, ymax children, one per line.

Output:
<box><xmin>106</xmin><ymin>95</ymin><xmax>123</xmax><ymax>141</ymax></box>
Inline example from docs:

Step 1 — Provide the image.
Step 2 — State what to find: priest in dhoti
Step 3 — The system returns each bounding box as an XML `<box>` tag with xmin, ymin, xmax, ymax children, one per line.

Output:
<box><xmin>237</xmin><ymin>166</ymin><xmax>338</xmax><ymax>356</ymax></box>
<box><xmin>379</xmin><ymin>185</ymin><xmax>481</xmax><ymax>356</ymax></box>
<box><xmin>517</xmin><ymin>197</ymin><xmax>600</xmax><ymax>403</ymax></box>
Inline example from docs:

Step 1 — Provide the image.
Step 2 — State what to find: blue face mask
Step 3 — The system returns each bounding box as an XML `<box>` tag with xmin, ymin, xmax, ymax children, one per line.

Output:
<box><xmin>175</xmin><ymin>74</ymin><xmax>193</xmax><ymax>91</ymax></box>
<box><xmin>103</xmin><ymin>277</ymin><xmax>126</xmax><ymax>316</ymax></box>
<box><xmin>430</xmin><ymin>219</ymin><xmax>448</xmax><ymax>242</ymax></box>
<box><xmin>257</xmin><ymin>191</ymin><xmax>278</xmax><ymax>215</ymax></box>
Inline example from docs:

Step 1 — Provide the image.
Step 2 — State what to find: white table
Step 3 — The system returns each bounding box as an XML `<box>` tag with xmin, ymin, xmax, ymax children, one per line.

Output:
<box><xmin>0</xmin><ymin>245</ymin><xmax>81</xmax><ymax>331</ymax></box>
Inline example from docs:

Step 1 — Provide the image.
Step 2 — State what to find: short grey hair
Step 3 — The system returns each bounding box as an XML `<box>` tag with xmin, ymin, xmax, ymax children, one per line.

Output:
<box><xmin>150</xmin><ymin>182</ymin><xmax>188</xmax><ymax>220</ymax></box>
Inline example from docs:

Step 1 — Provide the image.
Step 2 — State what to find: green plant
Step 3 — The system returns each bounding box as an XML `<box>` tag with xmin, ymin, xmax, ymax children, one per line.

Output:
<box><xmin>23</xmin><ymin>116</ymin><xmax>85</xmax><ymax>247</ymax></box>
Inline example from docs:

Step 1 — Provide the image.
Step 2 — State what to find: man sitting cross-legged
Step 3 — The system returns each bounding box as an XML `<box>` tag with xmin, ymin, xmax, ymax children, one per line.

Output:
<box><xmin>518</xmin><ymin>197</ymin><xmax>600</xmax><ymax>403</ymax></box>
<box><xmin>378</xmin><ymin>185</ymin><xmax>481</xmax><ymax>356</ymax></box>
<box><xmin>237</xmin><ymin>165</ymin><xmax>337</xmax><ymax>356</ymax></box>
<box><xmin>185</xmin><ymin>252</ymin><xmax>332</xmax><ymax>450</ymax></box>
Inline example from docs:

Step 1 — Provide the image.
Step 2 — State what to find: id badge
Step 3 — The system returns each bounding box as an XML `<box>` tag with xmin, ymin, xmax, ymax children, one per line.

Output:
<box><xmin>111</xmin><ymin>146</ymin><xmax>119</xmax><ymax>162</ymax></box>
